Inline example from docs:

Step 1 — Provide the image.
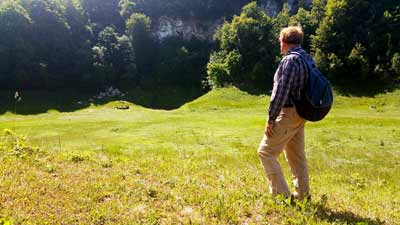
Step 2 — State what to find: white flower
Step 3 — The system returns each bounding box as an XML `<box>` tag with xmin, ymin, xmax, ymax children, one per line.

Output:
<box><xmin>180</xmin><ymin>206</ymin><xmax>193</xmax><ymax>216</ymax></box>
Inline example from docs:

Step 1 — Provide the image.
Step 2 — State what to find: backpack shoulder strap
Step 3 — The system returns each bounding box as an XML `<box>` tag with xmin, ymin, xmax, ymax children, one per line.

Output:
<box><xmin>289</xmin><ymin>51</ymin><xmax>302</xmax><ymax>57</ymax></box>
<box><xmin>288</xmin><ymin>51</ymin><xmax>317</xmax><ymax>75</ymax></box>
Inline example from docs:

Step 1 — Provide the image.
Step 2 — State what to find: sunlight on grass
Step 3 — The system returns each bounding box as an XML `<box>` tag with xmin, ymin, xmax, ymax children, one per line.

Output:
<box><xmin>0</xmin><ymin>87</ymin><xmax>399</xmax><ymax>224</ymax></box>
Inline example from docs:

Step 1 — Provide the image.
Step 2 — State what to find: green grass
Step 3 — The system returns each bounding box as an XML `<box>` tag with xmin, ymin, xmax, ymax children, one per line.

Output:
<box><xmin>0</xmin><ymin>87</ymin><xmax>399</xmax><ymax>224</ymax></box>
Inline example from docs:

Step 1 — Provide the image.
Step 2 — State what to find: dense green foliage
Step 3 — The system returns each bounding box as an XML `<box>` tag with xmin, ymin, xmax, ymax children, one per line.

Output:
<box><xmin>207</xmin><ymin>2</ymin><xmax>277</xmax><ymax>88</ymax></box>
<box><xmin>133</xmin><ymin>0</ymin><xmax>248</xmax><ymax>19</ymax></box>
<box><xmin>208</xmin><ymin>0</ymin><xmax>400</xmax><ymax>88</ymax></box>
<box><xmin>0</xmin><ymin>0</ymin><xmax>232</xmax><ymax>90</ymax></box>
<box><xmin>312</xmin><ymin>0</ymin><xmax>400</xmax><ymax>84</ymax></box>
<box><xmin>0</xmin><ymin>0</ymin><xmax>399</xmax><ymax>90</ymax></box>
<box><xmin>90</xmin><ymin>27</ymin><xmax>137</xmax><ymax>86</ymax></box>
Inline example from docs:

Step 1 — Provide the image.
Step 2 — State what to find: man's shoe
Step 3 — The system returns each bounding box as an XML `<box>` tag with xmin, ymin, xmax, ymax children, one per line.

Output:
<box><xmin>290</xmin><ymin>193</ymin><xmax>311</xmax><ymax>206</ymax></box>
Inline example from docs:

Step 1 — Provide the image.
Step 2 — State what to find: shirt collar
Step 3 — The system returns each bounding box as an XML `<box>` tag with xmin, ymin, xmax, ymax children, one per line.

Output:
<box><xmin>288</xmin><ymin>46</ymin><xmax>302</xmax><ymax>54</ymax></box>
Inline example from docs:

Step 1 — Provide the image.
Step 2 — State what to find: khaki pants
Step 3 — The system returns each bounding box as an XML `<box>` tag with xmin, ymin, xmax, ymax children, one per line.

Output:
<box><xmin>257</xmin><ymin>107</ymin><xmax>309</xmax><ymax>198</ymax></box>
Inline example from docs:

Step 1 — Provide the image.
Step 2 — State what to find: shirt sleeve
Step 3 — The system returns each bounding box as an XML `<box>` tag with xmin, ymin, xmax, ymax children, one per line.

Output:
<box><xmin>268</xmin><ymin>57</ymin><xmax>296</xmax><ymax>123</ymax></box>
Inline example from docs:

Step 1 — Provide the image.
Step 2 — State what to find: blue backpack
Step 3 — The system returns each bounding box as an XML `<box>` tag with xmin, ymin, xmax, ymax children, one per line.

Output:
<box><xmin>290</xmin><ymin>51</ymin><xmax>333</xmax><ymax>122</ymax></box>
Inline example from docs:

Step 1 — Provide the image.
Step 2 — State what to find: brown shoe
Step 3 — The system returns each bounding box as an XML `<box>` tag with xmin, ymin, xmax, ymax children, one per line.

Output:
<box><xmin>290</xmin><ymin>193</ymin><xmax>311</xmax><ymax>205</ymax></box>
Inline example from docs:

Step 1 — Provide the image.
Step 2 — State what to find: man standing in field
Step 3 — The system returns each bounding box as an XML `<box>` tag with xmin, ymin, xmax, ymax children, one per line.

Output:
<box><xmin>258</xmin><ymin>26</ymin><xmax>311</xmax><ymax>201</ymax></box>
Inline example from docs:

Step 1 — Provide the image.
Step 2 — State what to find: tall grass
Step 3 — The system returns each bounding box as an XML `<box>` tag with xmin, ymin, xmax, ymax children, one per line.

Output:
<box><xmin>0</xmin><ymin>87</ymin><xmax>399</xmax><ymax>224</ymax></box>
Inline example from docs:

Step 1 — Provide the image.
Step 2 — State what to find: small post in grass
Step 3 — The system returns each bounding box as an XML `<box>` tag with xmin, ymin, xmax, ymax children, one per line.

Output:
<box><xmin>58</xmin><ymin>135</ymin><xmax>62</xmax><ymax>152</ymax></box>
<box><xmin>14</xmin><ymin>91</ymin><xmax>22</xmax><ymax>131</ymax></box>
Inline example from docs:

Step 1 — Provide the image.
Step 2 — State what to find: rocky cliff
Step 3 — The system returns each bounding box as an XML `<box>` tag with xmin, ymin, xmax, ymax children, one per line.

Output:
<box><xmin>260</xmin><ymin>0</ymin><xmax>312</xmax><ymax>16</ymax></box>
<box><xmin>152</xmin><ymin>16</ymin><xmax>223</xmax><ymax>42</ymax></box>
<box><xmin>151</xmin><ymin>0</ymin><xmax>312</xmax><ymax>42</ymax></box>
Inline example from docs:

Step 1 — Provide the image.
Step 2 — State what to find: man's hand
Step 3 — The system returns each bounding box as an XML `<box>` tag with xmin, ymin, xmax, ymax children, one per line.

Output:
<box><xmin>265</xmin><ymin>122</ymin><xmax>275</xmax><ymax>138</ymax></box>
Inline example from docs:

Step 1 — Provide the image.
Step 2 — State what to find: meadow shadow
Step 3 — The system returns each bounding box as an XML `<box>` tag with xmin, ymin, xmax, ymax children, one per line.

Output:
<box><xmin>312</xmin><ymin>195</ymin><xmax>385</xmax><ymax>225</ymax></box>
<box><xmin>332</xmin><ymin>79</ymin><xmax>398</xmax><ymax>97</ymax></box>
<box><xmin>1</xmin><ymin>80</ymin><xmax>398</xmax><ymax>115</ymax></box>
<box><xmin>236</xmin><ymin>78</ymin><xmax>398</xmax><ymax>98</ymax></box>
<box><xmin>0</xmin><ymin>86</ymin><xmax>205</xmax><ymax>115</ymax></box>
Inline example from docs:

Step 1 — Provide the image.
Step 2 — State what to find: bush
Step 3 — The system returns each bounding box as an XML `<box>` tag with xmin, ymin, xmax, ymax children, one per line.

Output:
<box><xmin>392</xmin><ymin>52</ymin><xmax>400</xmax><ymax>76</ymax></box>
<box><xmin>126</xmin><ymin>13</ymin><xmax>155</xmax><ymax>76</ymax></box>
<box><xmin>312</xmin><ymin>0</ymin><xmax>400</xmax><ymax>84</ymax></box>
<box><xmin>207</xmin><ymin>50</ymin><xmax>242</xmax><ymax>88</ymax></box>
<box><xmin>207</xmin><ymin>51</ymin><xmax>231</xmax><ymax>88</ymax></box>
<box><xmin>347</xmin><ymin>43</ymin><xmax>369</xmax><ymax>80</ymax></box>
<box><xmin>207</xmin><ymin>2</ymin><xmax>276</xmax><ymax>89</ymax></box>
<box><xmin>0</xmin><ymin>129</ymin><xmax>40</xmax><ymax>158</ymax></box>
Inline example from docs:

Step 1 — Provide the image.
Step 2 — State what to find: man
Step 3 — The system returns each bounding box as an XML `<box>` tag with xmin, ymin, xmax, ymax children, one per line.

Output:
<box><xmin>258</xmin><ymin>26</ymin><xmax>312</xmax><ymax>201</ymax></box>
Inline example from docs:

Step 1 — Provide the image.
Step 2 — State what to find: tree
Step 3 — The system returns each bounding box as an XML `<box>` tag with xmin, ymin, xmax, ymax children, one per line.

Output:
<box><xmin>117</xmin><ymin>35</ymin><xmax>138</xmax><ymax>83</ymax></box>
<box><xmin>273</xmin><ymin>3</ymin><xmax>291</xmax><ymax>34</ymax></box>
<box><xmin>369</xmin><ymin>4</ymin><xmax>400</xmax><ymax>80</ymax></box>
<box><xmin>347</xmin><ymin>43</ymin><xmax>369</xmax><ymax>80</ymax></box>
<box><xmin>310</xmin><ymin>0</ymin><xmax>327</xmax><ymax>24</ymax></box>
<box><xmin>92</xmin><ymin>27</ymin><xmax>119</xmax><ymax>84</ymax></box>
<box><xmin>311</xmin><ymin>0</ymin><xmax>370</xmax><ymax>81</ymax></box>
<box><xmin>133</xmin><ymin>0</ymin><xmax>248</xmax><ymax>19</ymax></box>
<box><xmin>207</xmin><ymin>2</ymin><xmax>277</xmax><ymax>88</ymax></box>
<box><xmin>64</xmin><ymin>0</ymin><xmax>93</xmax><ymax>84</ymax></box>
<box><xmin>312</xmin><ymin>0</ymin><xmax>400</xmax><ymax>83</ymax></box>
<box><xmin>392</xmin><ymin>53</ymin><xmax>400</xmax><ymax>76</ymax></box>
<box><xmin>91</xmin><ymin>26</ymin><xmax>137</xmax><ymax>86</ymax></box>
<box><xmin>0</xmin><ymin>0</ymin><xmax>34</xmax><ymax>88</ymax></box>
<box><xmin>119</xmin><ymin>0</ymin><xmax>135</xmax><ymax>18</ymax></box>
<box><xmin>207</xmin><ymin>50</ymin><xmax>241</xmax><ymax>88</ymax></box>
<box><xmin>17</xmin><ymin>0</ymin><xmax>78</xmax><ymax>88</ymax></box>
<box><xmin>125</xmin><ymin>13</ymin><xmax>155</xmax><ymax>76</ymax></box>
<box><xmin>80</xmin><ymin>0</ymin><xmax>124</xmax><ymax>32</ymax></box>
<box><xmin>289</xmin><ymin>8</ymin><xmax>314</xmax><ymax>51</ymax></box>
<box><xmin>154</xmin><ymin>37</ymin><xmax>210</xmax><ymax>87</ymax></box>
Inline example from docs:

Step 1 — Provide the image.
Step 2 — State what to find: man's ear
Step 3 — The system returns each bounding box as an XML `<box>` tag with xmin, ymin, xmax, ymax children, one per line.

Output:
<box><xmin>281</xmin><ymin>41</ymin><xmax>288</xmax><ymax>54</ymax></box>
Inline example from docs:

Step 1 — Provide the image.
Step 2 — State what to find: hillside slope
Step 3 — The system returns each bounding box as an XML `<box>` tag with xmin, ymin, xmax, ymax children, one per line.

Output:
<box><xmin>0</xmin><ymin>88</ymin><xmax>399</xmax><ymax>224</ymax></box>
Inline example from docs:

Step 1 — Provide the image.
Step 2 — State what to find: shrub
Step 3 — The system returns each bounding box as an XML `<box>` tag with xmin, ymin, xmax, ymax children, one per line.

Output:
<box><xmin>347</xmin><ymin>43</ymin><xmax>369</xmax><ymax>80</ymax></box>
<box><xmin>207</xmin><ymin>52</ymin><xmax>230</xmax><ymax>88</ymax></box>
<box><xmin>206</xmin><ymin>50</ymin><xmax>242</xmax><ymax>88</ymax></box>
<box><xmin>0</xmin><ymin>129</ymin><xmax>40</xmax><ymax>158</ymax></box>
<box><xmin>207</xmin><ymin>2</ymin><xmax>276</xmax><ymax>89</ymax></box>
<box><xmin>392</xmin><ymin>52</ymin><xmax>400</xmax><ymax>76</ymax></box>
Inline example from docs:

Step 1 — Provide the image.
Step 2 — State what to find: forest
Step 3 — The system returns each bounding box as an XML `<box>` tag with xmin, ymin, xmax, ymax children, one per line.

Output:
<box><xmin>0</xmin><ymin>0</ymin><xmax>399</xmax><ymax>91</ymax></box>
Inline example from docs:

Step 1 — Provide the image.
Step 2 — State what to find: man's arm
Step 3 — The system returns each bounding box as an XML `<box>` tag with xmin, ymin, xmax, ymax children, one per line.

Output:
<box><xmin>268</xmin><ymin>57</ymin><xmax>296</xmax><ymax>124</ymax></box>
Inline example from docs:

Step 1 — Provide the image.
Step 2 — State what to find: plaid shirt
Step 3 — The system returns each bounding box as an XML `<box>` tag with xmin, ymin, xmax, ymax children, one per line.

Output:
<box><xmin>268</xmin><ymin>47</ymin><xmax>310</xmax><ymax>124</ymax></box>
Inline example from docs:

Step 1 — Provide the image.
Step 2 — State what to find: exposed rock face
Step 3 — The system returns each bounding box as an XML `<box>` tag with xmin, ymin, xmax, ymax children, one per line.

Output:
<box><xmin>287</xmin><ymin>0</ymin><xmax>313</xmax><ymax>14</ymax></box>
<box><xmin>259</xmin><ymin>0</ymin><xmax>283</xmax><ymax>17</ymax></box>
<box><xmin>152</xmin><ymin>0</ymin><xmax>312</xmax><ymax>42</ymax></box>
<box><xmin>152</xmin><ymin>16</ymin><xmax>223</xmax><ymax>42</ymax></box>
<box><xmin>259</xmin><ymin>0</ymin><xmax>313</xmax><ymax>16</ymax></box>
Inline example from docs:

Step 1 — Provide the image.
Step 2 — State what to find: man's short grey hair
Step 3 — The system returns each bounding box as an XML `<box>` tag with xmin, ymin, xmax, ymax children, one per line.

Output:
<box><xmin>280</xmin><ymin>26</ymin><xmax>304</xmax><ymax>45</ymax></box>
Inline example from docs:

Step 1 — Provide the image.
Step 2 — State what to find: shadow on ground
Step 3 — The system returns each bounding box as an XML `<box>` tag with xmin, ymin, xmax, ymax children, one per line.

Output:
<box><xmin>312</xmin><ymin>195</ymin><xmax>385</xmax><ymax>225</ymax></box>
<box><xmin>332</xmin><ymin>79</ymin><xmax>399</xmax><ymax>97</ymax></box>
<box><xmin>0</xmin><ymin>86</ymin><xmax>206</xmax><ymax>115</ymax></box>
<box><xmin>1</xmin><ymin>80</ymin><xmax>398</xmax><ymax>115</ymax></box>
<box><xmin>236</xmin><ymin>78</ymin><xmax>399</xmax><ymax>97</ymax></box>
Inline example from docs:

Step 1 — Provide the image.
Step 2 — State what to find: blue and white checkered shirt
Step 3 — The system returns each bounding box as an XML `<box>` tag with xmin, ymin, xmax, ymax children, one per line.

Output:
<box><xmin>268</xmin><ymin>47</ymin><xmax>310</xmax><ymax>124</ymax></box>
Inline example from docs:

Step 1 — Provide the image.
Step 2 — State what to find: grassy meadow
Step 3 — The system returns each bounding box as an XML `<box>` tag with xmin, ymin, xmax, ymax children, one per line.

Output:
<box><xmin>0</xmin><ymin>87</ymin><xmax>399</xmax><ymax>225</ymax></box>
